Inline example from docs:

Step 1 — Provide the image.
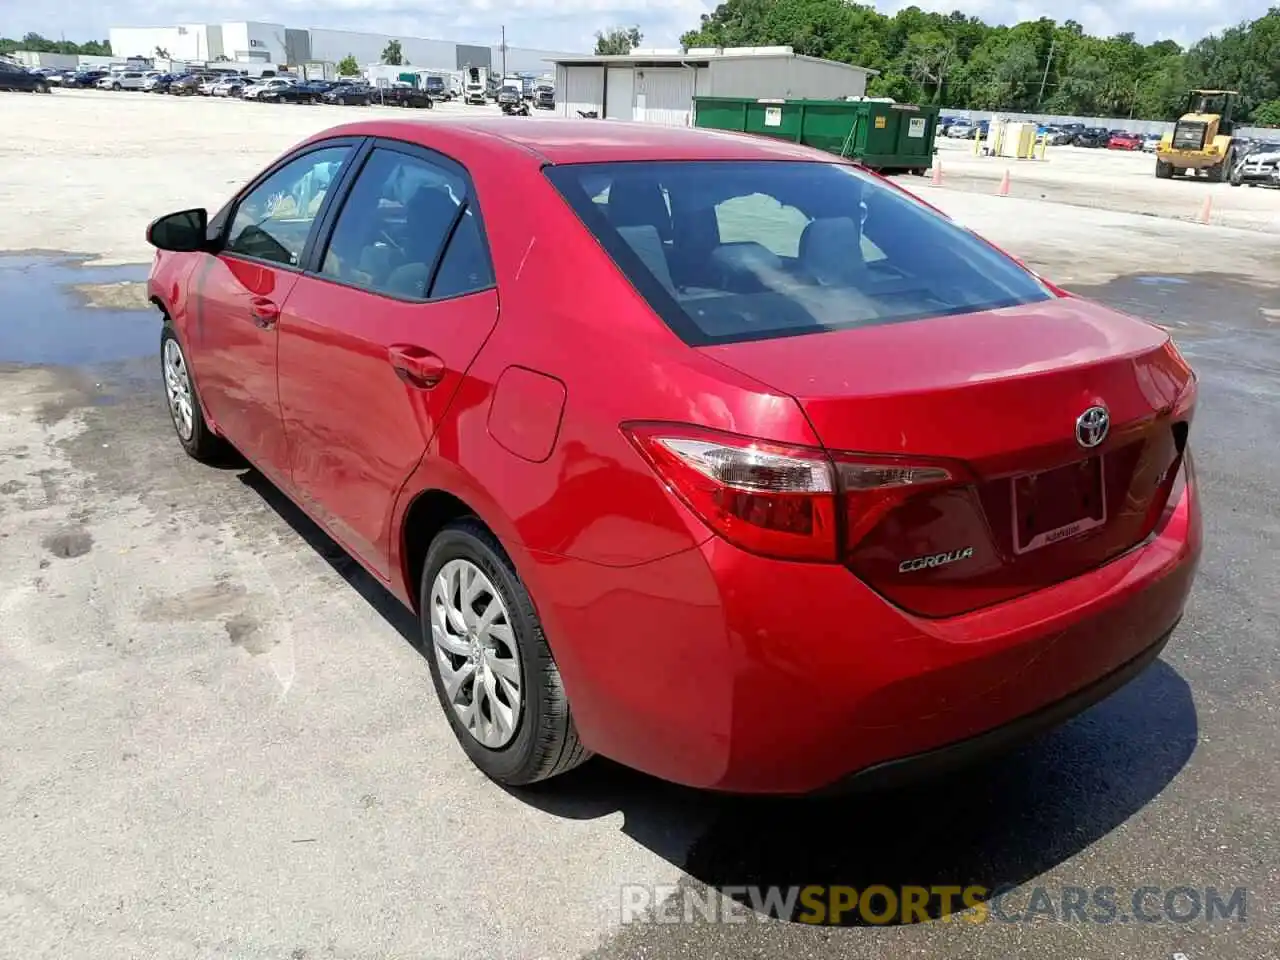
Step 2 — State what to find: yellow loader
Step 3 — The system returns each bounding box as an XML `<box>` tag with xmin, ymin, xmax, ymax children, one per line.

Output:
<box><xmin>1155</xmin><ymin>90</ymin><xmax>1239</xmax><ymax>181</ymax></box>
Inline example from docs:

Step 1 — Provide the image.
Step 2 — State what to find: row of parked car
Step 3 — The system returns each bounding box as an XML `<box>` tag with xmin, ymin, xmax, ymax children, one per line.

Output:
<box><xmin>938</xmin><ymin>116</ymin><xmax>1164</xmax><ymax>152</ymax></box>
<box><xmin>29</xmin><ymin>66</ymin><xmax>437</xmax><ymax>108</ymax></box>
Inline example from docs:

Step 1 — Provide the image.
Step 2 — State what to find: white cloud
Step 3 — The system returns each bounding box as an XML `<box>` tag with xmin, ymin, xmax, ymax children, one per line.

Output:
<box><xmin>1</xmin><ymin>0</ymin><xmax>1271</xmax><ymax>53</ymax></box>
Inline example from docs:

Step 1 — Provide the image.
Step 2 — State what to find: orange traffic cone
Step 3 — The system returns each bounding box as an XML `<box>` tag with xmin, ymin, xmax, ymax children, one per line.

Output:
<box><xmin>931</xmin><ymin>158</ymin><xmax>943</xmax><ymax>186</ymax></box>
<box><xmin>1199</xmin><ymin>194</ymin><xmax>1213</xmax><ymax>224</ymax></box>
<box><xmin>998</xmin><ymin>169</ymin><xmax>1011</xmax><ymax>197</ymax></box>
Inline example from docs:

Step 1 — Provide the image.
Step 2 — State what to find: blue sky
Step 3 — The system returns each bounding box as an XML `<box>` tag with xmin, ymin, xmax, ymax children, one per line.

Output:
<box><xmin>1</xmin><ymin>0</ymin><xmax>1270</xmax><ymax>55</ymax></box>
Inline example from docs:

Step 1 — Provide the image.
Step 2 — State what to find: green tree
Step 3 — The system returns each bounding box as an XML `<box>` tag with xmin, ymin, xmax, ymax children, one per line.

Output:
<box><xmin>338</xmin><ymin>54</ymin><xmax>360</xmax><ymax>76</ymax></box>
<box><xmin>595</xmin><ymin>26</ymin><xmax>642</xmax><ymax>55</ymax></box>
<box><xmin>1254</xmin><ymin>99</ymin><xmax>1280</xmax><ymax>126</ymax></box>
<box><xmin>381</xmin><ymin>40</ymin><xmax>403</xmax><ymax>65</ymax></box>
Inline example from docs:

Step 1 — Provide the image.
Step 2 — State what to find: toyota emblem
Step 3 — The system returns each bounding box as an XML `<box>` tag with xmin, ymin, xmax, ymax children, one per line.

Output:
<box><xmin>1075</xmin><ymin>406</ymin><xmax>1110</xmax><ymax>449</ymax></box>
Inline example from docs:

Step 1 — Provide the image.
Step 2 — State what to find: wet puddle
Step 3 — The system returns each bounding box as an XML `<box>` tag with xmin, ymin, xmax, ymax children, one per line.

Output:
<box><xmin>0</xmin><ymin>255</ymin><xmax>158</xmax><ymax>365</ymax></box>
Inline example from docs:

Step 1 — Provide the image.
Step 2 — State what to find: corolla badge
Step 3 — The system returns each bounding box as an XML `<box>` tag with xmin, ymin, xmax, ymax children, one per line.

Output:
<box><xmin>1075</xmin><ymin>406</ymin><xmax>1110</xmax><ymax>449</ymax></box>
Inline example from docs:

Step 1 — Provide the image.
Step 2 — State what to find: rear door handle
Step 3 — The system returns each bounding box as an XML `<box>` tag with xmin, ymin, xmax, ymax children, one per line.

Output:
<box><xmin>388</xmin><ymin>344</ymin><xmax>446</xmax><ymax>388</ymax></box>
<box><xmin>249</xmin><ymin>297</ymin><xmax>279</xmax><ymax>329</ymax></box>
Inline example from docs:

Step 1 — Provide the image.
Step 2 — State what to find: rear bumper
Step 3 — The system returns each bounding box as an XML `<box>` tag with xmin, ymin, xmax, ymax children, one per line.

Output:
<box><xmin>816</xmin><ymin>622</ymin><xmax>1173</xmax><ymax>795</ymax></box>
<box><xmin>532</xmin><ymin>460</ymin><xmax>1201</xmax><ymax>794</ymax></box>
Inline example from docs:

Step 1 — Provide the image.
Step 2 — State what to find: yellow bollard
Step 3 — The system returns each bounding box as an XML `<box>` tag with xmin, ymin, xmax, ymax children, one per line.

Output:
<box><xmin>973</xmin><ymin>127</ymin><xmax>983</xmax><ymax>156</ymax></box>
<box><xmin>1039</xmin><ymin>134</ymin><xmax>1048</xmax><ymax>161</ymax></box>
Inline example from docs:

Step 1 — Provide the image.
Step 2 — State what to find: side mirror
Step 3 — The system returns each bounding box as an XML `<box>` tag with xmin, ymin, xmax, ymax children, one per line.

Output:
<box><xmin>146</xmin><ymin>208</ymin><xmax>211</xmax><ymax>252</ymax></box>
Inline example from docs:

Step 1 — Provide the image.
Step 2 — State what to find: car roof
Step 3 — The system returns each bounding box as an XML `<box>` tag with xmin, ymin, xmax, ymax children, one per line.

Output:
<box><xmin>308</xmin><ymin>117</ymin><xmax>844</xmax><ymax>165</ymax></box>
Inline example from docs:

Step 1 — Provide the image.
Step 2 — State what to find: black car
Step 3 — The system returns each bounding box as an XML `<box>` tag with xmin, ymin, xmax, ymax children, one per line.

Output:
<box><xmin>322</xmin><ymin>83</ymin><xmax>375</xmax><ymax>105</ymax></box>
<box><xmin>0</xmin><ymin>60</ymin><xmax>52</xmax><ymax>92</ymax></box>
<box><xmin>261</xmin><ymin>80</ymin><xmax>334</xmax><ymax>104</ymax></box>
<box><xmin>378</xmin><ymin>85</ymin><xmax>434</xmax><ymax>109</ymax></box>
<box><xmin>63</xmin><ymin>69</ymin><xmax>110</xmax><ymax>88</ymax></box>
<box><xmin>1073</xmin><ymin>127</ymin><xmax>1112</xmax><ymax>148</ymax></box>
<box><xmin>534</xmin><ymin>86</ymin><xmax>554</xmax><ymax>109</ymax></box>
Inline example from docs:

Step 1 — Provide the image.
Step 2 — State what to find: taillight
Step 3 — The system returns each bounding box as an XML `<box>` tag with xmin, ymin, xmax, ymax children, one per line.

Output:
<box><xmin>623</xmin><ymin>423</ymin><xmax>967</xmax><ymax>563</ymax></box>
<box><xmin>833</xmin><ymin>455</ymin><xmax>963</xmax><ymax>546</ymax></box>
<box><xmin>624</xmin><ymin>423</ymin><xmax>837</xmax><ymax>561</ymax></box>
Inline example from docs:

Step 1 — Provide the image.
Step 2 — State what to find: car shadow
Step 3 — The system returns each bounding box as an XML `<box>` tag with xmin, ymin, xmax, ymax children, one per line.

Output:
<box><xmin>523</xmin><ymin>660</ymin><xmax>1199</xmax><ymax>925</ymax></box>
<box><xmin>234</xmin><ymin>465</ymin><xmax>1198</xmax><ymax>927</ymax></box>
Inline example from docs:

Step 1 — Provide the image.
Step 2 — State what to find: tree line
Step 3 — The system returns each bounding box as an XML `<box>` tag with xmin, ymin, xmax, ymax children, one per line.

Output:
<box><xmin>1</xmin><ymin>31</ymin><xmax>111</xmax><ymax>57</ymax></box>
<box><xmin>673</xmin><ymin>2</ymin><xmax>1280</xmax><ymax>125</ymax></box>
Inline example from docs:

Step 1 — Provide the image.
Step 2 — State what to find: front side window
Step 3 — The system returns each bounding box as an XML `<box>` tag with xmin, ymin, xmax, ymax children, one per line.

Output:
<box><xmin>546</xmin><ymin>160</ymin><xmax>1052</xmax><ymax>345</ymax></box>
<box><xmin>319</xmin><ymin>146</ymin><xmax>492</xmax><ymax>300</ymax></box>
<box><xmin>225</xmin><ymin>145</ymin><xmax>352</xmax><ymax>267</ymax></box>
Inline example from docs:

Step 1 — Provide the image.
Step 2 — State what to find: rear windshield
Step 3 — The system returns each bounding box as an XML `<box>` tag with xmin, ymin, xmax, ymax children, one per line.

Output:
<box><xmin>545</xmin><ymin>160</ymin><xmax>1051</xmax><ymax>346</ymax></box>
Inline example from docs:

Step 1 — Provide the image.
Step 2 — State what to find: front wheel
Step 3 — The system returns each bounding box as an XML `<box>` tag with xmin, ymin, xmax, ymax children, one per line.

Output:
<box><xmin>161</xmin><ymin>326</ymin><xmax>227</xmax><ymax>463</ymax></box>
<box><xmin>1155</xmin><ymin>159</ymin><xmax>1173</xmax><ymax>179</ymax></box>
<box><xmin>1212</xmin><ymin>151</ymin><xmax>1234</xmax><ymax>183</ymax></box>
<box><xmin>420</xmin><ymin>520</ymin><xmax>591</xmax><ymax>786</ymax></box>
<box><xmin>36</xmin><ymin>81</ymin><xmax>49</xmax><ymax>94</ymax></box>
<box><xmin>112</xmin><ymin>82</ymin><xmax>122</xmax><ymax>91</ymax></box>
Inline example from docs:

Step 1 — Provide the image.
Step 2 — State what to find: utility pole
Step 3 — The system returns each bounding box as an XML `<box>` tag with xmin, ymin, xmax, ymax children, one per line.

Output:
<box><xmin>500</xmin><ymin>25</ymin><xmax>507</xmax><ymax>78</ymax></box>
<box><xmin>1036</xmin><ymin>36</ymin><xmax>1056</xmax><ymax>109</ymax></box>
<box><xmin>1130</xmin><ymin>76</ymin><xmax>1140</xmax><ymax>118</ymax></box>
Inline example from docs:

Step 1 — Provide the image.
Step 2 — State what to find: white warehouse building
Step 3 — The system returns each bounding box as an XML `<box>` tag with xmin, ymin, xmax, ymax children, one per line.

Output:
<box><xmin>550</xmin><ymin>47</ymin><xmax>877</xmax><ymax>126</ymax></box>
<box><xmin>108</xmin><ymin>21</ymin><xmax>577</xmax><ymax>75</ymax></box>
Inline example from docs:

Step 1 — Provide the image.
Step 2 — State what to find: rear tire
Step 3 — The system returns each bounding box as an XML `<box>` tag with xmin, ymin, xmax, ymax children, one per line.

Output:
<box><xmin>112</xmin><ymin>82</ymin><xmax>121</xmax><ymax>91</ymax></box>
<box><xmin>420</xmin><ymin>519</ymin><xmax>591</xmax><ymax>787</ymax></box>
<box><xmin>160</xmin><ymin>324</ymin><xmax>228</xmax><ymax>464</ymax></box>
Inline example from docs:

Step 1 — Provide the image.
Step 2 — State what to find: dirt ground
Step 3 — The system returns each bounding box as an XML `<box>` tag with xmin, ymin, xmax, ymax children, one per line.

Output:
<box><xmin>1</xmin><ymin>86</ymin><xmax>1278</xmax><ymax>960</ymax></box>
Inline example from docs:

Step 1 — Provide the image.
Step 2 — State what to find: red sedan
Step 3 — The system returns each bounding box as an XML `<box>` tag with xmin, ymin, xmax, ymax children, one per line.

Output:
<box><xmin>146</xmin><ymin>118</ymin><xmax>1201</xmax><ymax>794</ymax></box>
<box><xmin>1108</xmin><ymin>131</ymin><xmax>1145</xmax><ymax>151</ymax></box>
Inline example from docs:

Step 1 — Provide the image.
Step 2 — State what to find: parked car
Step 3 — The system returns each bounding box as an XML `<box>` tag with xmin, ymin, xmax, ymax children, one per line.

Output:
<box><xmin>168</xmin><ymin>74</ymin><xmax>209</xmax><ymax>96</ymax></box>
<box><xmin>211</xmin><ymin>76</ymin><xmax>247</xmax><ymax>97</ymax></box>
<box><xmin>1073</xmin><ymin>127</ymin><xmax>1112</xmax><ymax>148</ymax></box>
<box><xmin>534</xmin><ymin>84</ymin><xmax>554</xmax><ymax>109</ymax></box>
<box><xmin>497</xmin><ymin>83</ymin><xmax>529</xmax><ymax>115</ymax></box>
<box><xmin>379</xmin><ymin>84</ymin><xmax>434</xmax><ymax>109</ymax></box>
<box><xmin>97</xmin><ymin>71</ymin><xmax>148</xmax><ymax>91</ymax></box>
<box><xmin>1230</xmin><ymin>140</ymin><xmax>1280</xmax><ymax>187</ymax></box>
<box><xmin>264</xmin><ymin>80</ymin><xmax>336</xmax><ymax>104</ymax></box>
<box><xmin>1141</xmin><ymin>133</ymin><xmax>1162</xmax><ymax>153</ymax></box>
<box><xmin>1108</xmin><ymin>131</ymin><xmax>1144</xmax><ymax>151</ymax></box>
<box><xmin>0</xmin><ymin>59</ymin><xmax>52</xmax><ymax>93</ymax></box>
<box><xmin>144</xmin><ymin>118</ymin><xmax>1201</xmax><ymax>794</ymax></box>
<box><xmin>322</xmin><ymin>83</ymin><xmax>375</xmax><ymax>106</ymax></box>
<box><xmin>242</xmin><ymin>77</ymin><xmax>296</xmax><ymax>101</ymax></box>
<box><xmin>64</xmin><ymin>69</ymin><xmax>109</xmax><ymax>88</ymax></box>
<box><xmin>946</xmin><ymin>121</ymin><xmax>974</xmax><ymax>139</ymax></box>
<box><xmin>144</xmin><ymin>72</ymin><xmax>178</xmax><ymax>93</ymax></box>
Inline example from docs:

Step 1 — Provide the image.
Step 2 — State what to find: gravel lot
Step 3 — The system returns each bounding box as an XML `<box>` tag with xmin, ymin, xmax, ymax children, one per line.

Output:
<box><xmin>929</xmin><ymin>136</ymin><xmax>1280</xmax><ymax>233</ymax></box>
<box><xmin>2</xmin><ymin>87</ymin><xmax>1278</xmax><ymax>960</ymax></box>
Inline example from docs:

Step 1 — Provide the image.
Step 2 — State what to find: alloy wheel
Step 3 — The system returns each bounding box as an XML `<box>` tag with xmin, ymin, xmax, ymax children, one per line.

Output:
<box><xmin>163</xmin><ymin>337</ymin><xmax>194</xmax><ymax>441</ymax></box>
<box><xmin>430</xmin><ymin>558</ymin><xmax>523</xmax><ymax>749</ymax></box>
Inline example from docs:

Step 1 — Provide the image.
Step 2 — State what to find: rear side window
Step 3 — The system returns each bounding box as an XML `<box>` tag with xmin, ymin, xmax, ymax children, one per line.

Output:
<box><xmin>318</xmin><ymin>146</ymin><xmax>493</xmax><ymax>300</ymax></box>
<box><xmin>545</xmin><ymin>161</ymin><xmax>1052</xmax><ymax>346</ymax></box>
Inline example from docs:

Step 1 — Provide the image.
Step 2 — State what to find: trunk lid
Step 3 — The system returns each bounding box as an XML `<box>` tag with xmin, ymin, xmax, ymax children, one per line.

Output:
<box><xmin>701</xmin><ymin>298</ymin><xmax>1195</xmax><ymax>617</ymax></box>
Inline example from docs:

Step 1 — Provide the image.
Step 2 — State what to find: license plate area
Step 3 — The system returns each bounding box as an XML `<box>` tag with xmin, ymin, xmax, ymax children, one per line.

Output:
<box><xmin>1011</xmin><ymin>456</ymin><xmax>1106</xmax><ymax>554</ymax></box>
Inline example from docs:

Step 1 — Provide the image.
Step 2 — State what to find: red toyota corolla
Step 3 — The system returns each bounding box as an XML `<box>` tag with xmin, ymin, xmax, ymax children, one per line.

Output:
<box><xmin>146</xmin><ymin>118</ymin><xmax>1201</xmax><ymax>794</ymax></box>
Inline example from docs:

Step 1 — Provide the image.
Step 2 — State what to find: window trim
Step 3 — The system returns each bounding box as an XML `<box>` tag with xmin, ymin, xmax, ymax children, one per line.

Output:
<box><xmin>212</xmin><ymin>136</ymin><xmax>368</xmax><ymax>274</ymax></box>
<box><xmin>301</xmin><ymin>136</ymin><xmax>498</xmax><ymax>305</ymax></box>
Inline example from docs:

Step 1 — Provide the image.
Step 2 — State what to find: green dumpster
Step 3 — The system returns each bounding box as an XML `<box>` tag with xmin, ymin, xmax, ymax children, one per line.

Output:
<box><xmin>693</xmin><ymin>97</ymin><xmax>940</xmax><ymax>173</ymax></box>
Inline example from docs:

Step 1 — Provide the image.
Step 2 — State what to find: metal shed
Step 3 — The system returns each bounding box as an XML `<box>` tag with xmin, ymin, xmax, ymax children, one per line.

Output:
<box><xmin>548</xmin><ymin>46</ymin><xmax>877</xmax><ymax>126</ymax></box>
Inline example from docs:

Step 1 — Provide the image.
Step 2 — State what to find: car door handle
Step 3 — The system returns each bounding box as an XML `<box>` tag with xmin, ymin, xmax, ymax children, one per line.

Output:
<box><xmin>249</xmin><ymin>297</ymin><xmax>279</xmax><ymax>329</ymax></box>
<box><xmin>388</xmin><ymin>344</ymin><xmax>446</xmax><ymax>388</ymax></box>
